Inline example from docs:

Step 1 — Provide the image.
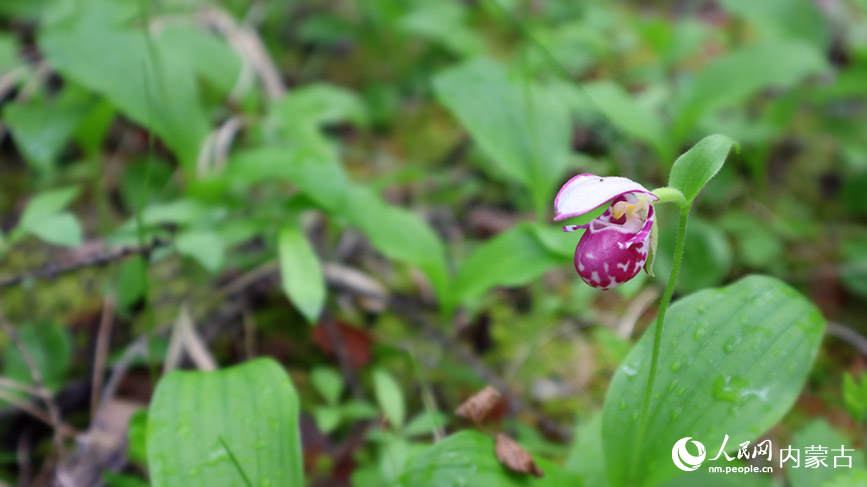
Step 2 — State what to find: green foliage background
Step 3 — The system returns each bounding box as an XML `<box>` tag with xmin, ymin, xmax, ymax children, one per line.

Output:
<box><xmin>1</xmin><ymin>0</ymin><xmax>867</xmax><ymax>486</ymax></box>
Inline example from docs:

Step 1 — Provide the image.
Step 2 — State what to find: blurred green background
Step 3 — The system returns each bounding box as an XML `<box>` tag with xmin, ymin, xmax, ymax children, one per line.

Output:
<box><xmin>1</xmin><ymin>0</ymin><xmax>867</xmax><ymax>486</ymax></box>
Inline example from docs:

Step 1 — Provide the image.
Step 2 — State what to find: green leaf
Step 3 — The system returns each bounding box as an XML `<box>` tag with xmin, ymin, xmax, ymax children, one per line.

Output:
<box><xmin>14</xmin><ymin>187</ymin><xmax>84</xmax><ymax>247</ymax></box>
<box><xmin>0</xmin><ymin>34</ymin><xmax>19</xmax><ymax>73</ymax></box>
<box><xmin>146</xmin><ymin>358</ymin><xmax>303</xmax><ymax>487</ymax></box>
<box><xmin>155</xmin><ymin>25</ymin><xmax>242</xmax><ymax>98</ymax></box>
<box><xmin>344</xmin><ymin>185</ymin><xmax>449</xmax><ymax>301</ymax></box>
<box><xmin>127</xmin><ymin>410</ymin><xmax>148</xmax><ymax>465</ymax></box>
<box><xmin>452</xmin><ymin>223</ymin><xmax>568</xmax><ymax>307</ymax></box>
<box><xmin>822</xmin><ymin>470</ymin><xmax>867</xmax><ymax>487</ymax></box>
<box><xmin>225</xmin><ymin>146</ymin><xmax>349</xmax><ymax>213</ymax></box>
<box><xmin>602</xmin><ymin>275</ymin><xmax>825</xmax><ymax>487</ymax></box>
<box><xmin>372</xmin><ymin>368</ymin><xmax>405</xmax><ymax>430</ymax></box>
<box><xmin>433</xmin><ymin>57</ymin><xmax>572</xmax><ymax>214</ymax></box>
<box><xmin>117</xmin><ymin>256</ymin><xmax>148</xmax><ymax>310</ymax></box>
<box><xmin>2</xmin><ymin>98</ymin><xmax>85</xmax><ymax>171</ymax></box>
<box><xmin>18</xmin><ymin>186</ymin><xmax>80</xmax><ymax>227</ymax></box>
<box><xmin>789</xmin><ymin>420</ymin><xmax>865</xmax><ymax>487</ymax></box>
<box><xmin>28</xmin><ymin>212</ymin><xmax>83</xmax><ymax>247</ymax></box>
<box><xmin>404</xmin><ymin>411</ymin><xmax>449</xmax><ymax>437</ymax></box>
<box><xmin>278</xmin><ymin>223</ymin><xmax>325</xmax><ymax>324</ymax></box>
<box><xmin>2</xmin><ymin>323</ymin><xmax>71</xmax><ymax>393</ymax></box>
<box><xmin>313</xmin><ymin>406</ymin><xmax>342</xmax><ymax>434</ymax></box>
<box><xmin>399</xmin><ymin>2</ymin><xmax>483</xmax><ymax>57</ymax></box>
<box><xmin>840</xmin><ymin>238</ymin><xmax>867</xmax><ymax>299</ymax></box>
<box><xmin>582</xmin><ymin>80</ymin><xmax>668</xmax><ymax>157</ymax></box>
<box><xmin>311</xmin><ymin>367</ymin><xmax>344</xmax><ymax>405</ymax></box>
<box><xmin>565</xmin><ymin>413</ymin><xmax>607</xmax><ymax>487</ymax></box>
<box><xmin>40</xmin><ymin>3</ymin><xmax>210</xmax><ymax>167</ymax></box>
<box><xmin>399</xmin><ymin>430</ymin><xmax>581</xmax><ymax>487</ymax></box>
<box><xmin>340</xmin><ymin>400</ymin><xmax>379</xmax><ymax>421</ymax></box>
<box><xmin>672</xmin><ymin>41</ymin><xmax>828</xmax><ymax>139</ymax></box>
<box><xmin>668</xmin><ymin>134</ymin><xmax>737</xmax><ymax>204</ymax></box>
<box><xmin>844</xmin><ymin>372</ymin><xmax>867</xmax><ymax>423</ymax></box>
<box><xmin>271</xmin><ymin>83</ymin><xmax>367</xmax><ymax>137</ymax></box>
<box><xmin>720</xmin><ymin>0</ymin><xmax>831</xmax><ymax>49</ymax></box>
<box><xmin>175</xmin><ymin>231</ymin><xmax>225</xmax><ymax>273</ymax></box>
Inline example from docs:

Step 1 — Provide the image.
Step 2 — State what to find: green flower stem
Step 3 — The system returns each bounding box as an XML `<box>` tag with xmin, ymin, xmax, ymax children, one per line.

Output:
<box><xmin>630</xmin><ymin>204</ymin><xmax>691</xmax><ymax>486</ymax></box>
<box><xmin>651</xmin><ymin>186</ymin><xmax>687</xmax><ymax>207</ymax></box>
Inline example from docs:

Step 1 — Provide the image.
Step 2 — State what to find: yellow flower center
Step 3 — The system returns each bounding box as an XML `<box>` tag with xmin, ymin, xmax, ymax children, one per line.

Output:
<box><xmin>611</xmin><ymin>199</ymin><xmax>649</xmax><ymax>222</ymax></box>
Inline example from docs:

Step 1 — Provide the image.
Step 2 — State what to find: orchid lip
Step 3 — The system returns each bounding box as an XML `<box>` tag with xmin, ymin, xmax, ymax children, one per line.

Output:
<box><xmin>553</xmin><ymin>173</ymin><xmax>659</xmax><ymax>222</ymax></box>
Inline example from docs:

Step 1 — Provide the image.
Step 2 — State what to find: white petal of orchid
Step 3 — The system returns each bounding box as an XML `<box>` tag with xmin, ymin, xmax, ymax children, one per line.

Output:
<box><xmin>553</xmin><ymin>174</ymin><xmax>658</xmax><ymax>221</ymax></box>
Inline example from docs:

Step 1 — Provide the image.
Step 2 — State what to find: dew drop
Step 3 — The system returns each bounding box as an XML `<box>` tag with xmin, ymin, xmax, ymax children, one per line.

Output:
<box><xmin>723</xmin><ymin>335</ymin><xmax>741</xmax><ymax>354</ymax></box>
<box><xmin>713</xmin><ymin>376</ymin><xmax>750</xmax><ymax>403</ymax></box>
<box><xmin>670</xmin><ymin>361</ymin><xmax>682</xmax><ymax>372</ymax></box>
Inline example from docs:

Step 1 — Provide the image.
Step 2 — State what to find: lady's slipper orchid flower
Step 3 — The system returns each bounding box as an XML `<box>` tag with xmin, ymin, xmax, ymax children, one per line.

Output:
<box><xmin>554</xmin><ymin>174</ymin><xmax>658</xmax><ymax>290</ymax></box>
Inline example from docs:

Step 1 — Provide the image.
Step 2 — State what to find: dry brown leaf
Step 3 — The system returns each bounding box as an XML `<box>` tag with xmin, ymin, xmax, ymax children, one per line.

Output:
<box><xmin>454</xmin><ymin>385</ymin><xmax>502</xmax><ymax>423</ymax></box>
<box><xmin>495</xmin><ymin>433</ymin><xmax>544</xmax><ymax>478</ymax></box>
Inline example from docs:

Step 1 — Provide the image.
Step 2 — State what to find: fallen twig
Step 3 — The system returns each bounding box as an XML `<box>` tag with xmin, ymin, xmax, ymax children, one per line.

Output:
<box><xmin>827</xmin><ymin>322</ymin><xmax>867</xmax><ymax>356</ymax></box>
<box><xmin>90</xmin><ymin>297</ymin><xmax>116</xmax><ymax>419</ymax></box>
<box><xmin>0</xmin><ymin>238</ymin><xmax>168</xmax><ymax>289</ymax></box>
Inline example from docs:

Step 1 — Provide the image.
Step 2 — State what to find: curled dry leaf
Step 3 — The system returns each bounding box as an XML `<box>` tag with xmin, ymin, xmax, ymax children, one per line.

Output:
<box><xmin>495</xmin><ymin>433</ymin><xmax>544</xmax><ymax>478</ymax></box>
<box><xmin>454</xmin><ymin>385</ymin><xmax>502</xmax><ymax>423</ymax></box>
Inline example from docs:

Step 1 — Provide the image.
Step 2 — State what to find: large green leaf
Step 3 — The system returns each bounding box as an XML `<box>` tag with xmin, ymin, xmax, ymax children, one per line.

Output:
<box><xmin>672</xmin><ymin>41</ymin><xmax>828</xmax><ymax>139</ymax></box>
<box><xmin>147</xmin><ymin>358</ymin><xmax>303</xmax><ymax>487</ymax></box>
<box><xmin>398</xmin><ymin>430</ymin><xmax>582</xmax><ymax>487</ymax></box>
<box><xmin>602</xmin><ymin>275</ymin><xmax>825</xmax><ymax>487</ymax></box>
<box><xmin>433</xmin><ymin>58</ymin><xmax>572</xmax><ymax>214</ymax></box>
<box><xmin>278</xmin><ymin>223</ymin><xmax>326</xmax><ymax>324</ymax></box>
<box><xmin>39</xmin><ymin>2</ymin><xmax>209</xmax><ymax>167</ymax></box>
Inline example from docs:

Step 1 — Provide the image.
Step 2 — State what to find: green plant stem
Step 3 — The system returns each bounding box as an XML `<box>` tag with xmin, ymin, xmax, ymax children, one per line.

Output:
<box><xmin>630</xmin><ymin>205</ymin><xmax>690</xmax><ymax>485</ymax></box>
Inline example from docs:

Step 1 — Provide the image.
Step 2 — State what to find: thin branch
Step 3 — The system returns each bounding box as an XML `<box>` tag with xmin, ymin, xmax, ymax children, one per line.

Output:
<box><xmin>98</xmin><ymin>339</ymin><xmax>148</xmax><ymax>416</ymax></box>
<box><xmin>0</xmin><ymin>309</ymin><xmax>67</xmax><ymax>449</ymax></box>
<box><xmin>0</xmin><ymin>388</ymin><xmax>75</xmax><ymax>438</ymax></box>
<box><xmin>198</xmin><ymin>7</ymin><xmax>286</xmax><ymax>100</ymax></box>
<box><xmin>0</xmin><ymin>377</ymin><xmax>43</xmax><ymax>397</ymax></box>
<box><xmin>0</xmin><ymin>238</ymin><xmax>168</xmax><ymax>289</ymax></box>
<box><xmin>827</xmin><ymin>322</ymin><xmax>867</xmax><ymax>356</ymax></box>
<box><xmin>618</xmin><ymin>286</ymin><xmax>662</xmax><ymax>339</ymax></box>
<box><xmin>90</xmin><ymin>296</ymin><xmax>116</xmax><ymax>419</ymax></box>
